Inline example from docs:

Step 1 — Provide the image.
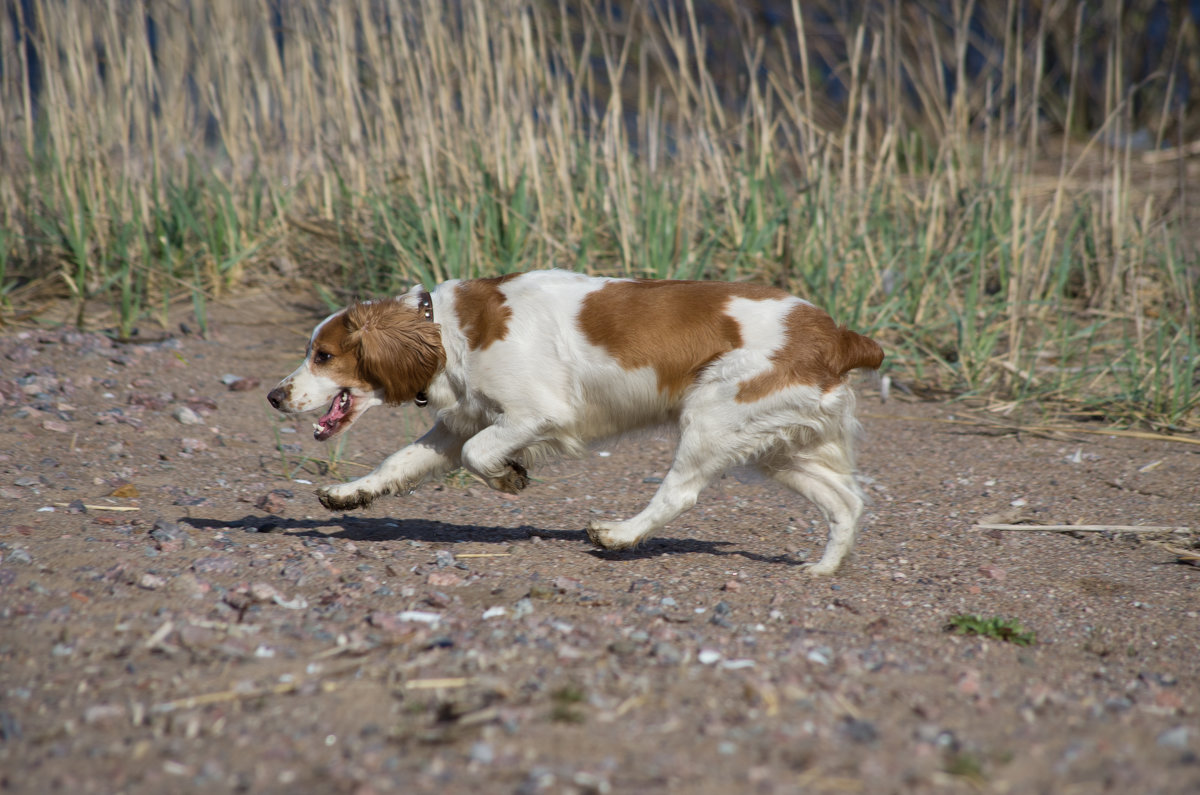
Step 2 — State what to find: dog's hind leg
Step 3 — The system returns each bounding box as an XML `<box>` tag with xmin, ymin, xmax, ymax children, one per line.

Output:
<box><xmin>318</xmin><ymin>420</ymin><xmax>465</xmax><ymax>511</ymax></box>
<box><xmin>586</xmin><ymin>403</ymin><xmax>766</xmax><ymax>550</ymax></box>
<box><xmin>765</xmin><ymin>458</ymin><xmax>864</xmax><ymax>575</ymax></box>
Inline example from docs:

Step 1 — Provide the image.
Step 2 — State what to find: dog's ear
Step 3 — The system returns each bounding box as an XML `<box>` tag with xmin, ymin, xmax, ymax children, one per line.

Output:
<box><xmin>344</xmin><ymin>299</ymin><xmax>444</xmax><ymax>404</ymax></box>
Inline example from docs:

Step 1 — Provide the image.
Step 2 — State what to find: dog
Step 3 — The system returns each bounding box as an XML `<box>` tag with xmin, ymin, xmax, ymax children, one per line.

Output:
<box><xmin>267</xmin><ymin>269</ymin><xmax>883</xmax><ymax>574</ymax></box>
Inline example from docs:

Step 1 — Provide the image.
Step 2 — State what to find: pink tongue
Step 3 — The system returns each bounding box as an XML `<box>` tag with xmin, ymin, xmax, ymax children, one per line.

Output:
<box><xmin>319</xmin><ymin>392</ymin><xmax>349</xmax><ymax>427</ymax></box>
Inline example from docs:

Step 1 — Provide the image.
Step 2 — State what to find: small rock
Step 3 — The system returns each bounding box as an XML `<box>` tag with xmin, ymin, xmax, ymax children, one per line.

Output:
<box><xmin>226</xmin><ymin>377</ymin><xmax>260</xmax><ymax>392</ymax></box>
<box><xmin>840</xmin><ymin>717</ymin><xmax>879</xmax><ymax>745</ymax></box>
<box><xmin>255</xmin><ymin>491</ymin><xmax>289</xmax><ymax>514</ymax></box>
<box><xmin>427</xmin><ymin>571</ymin><xmax>463</xmax><ymax>588</ymax></box>
<box><xmin>423</xmin><ymin>590</ymin><xmax>452</xmax><ymax>608</ymax></box>
<box><xmin>223</xmin><ymin>591</ymin><xmax>252</xmax><ymax>610</ymax></box>
<box><xmin>697</xmin><ymin>648</ymin><xmax>722</xmax><ymax>665</ymax></box>
<box><xmin>170</xmin><ymin>572</ymin><xmax>209</xmax><ymax>598</ymax></box>
<box><xmin>721</xmin><ymin>580</ymin><xmax>742</xmax><ymax>592</ymax></box>
<box><xmin>0</xmin><ymin>711</ymin><xmax>21</xmax><ymax>741</ymax></box>
<box><xmin>651</xmin><ymin>642</ymin><xmax>683</xmax><ymax>665</ymax></box>
<box><xmin>957</xmin><ymin>668</ymin><xmax>982</xmax><ymax>696</ymax></box>
<box><xmin>193</xmin><ymin>556</ymin><xmax>237</xmax><ymax>575</ymax></box>
<box><xmin>469</xmin><ymin>742</ymin><xmax>495</xmax><ymax>765</ymax></box>
<box><xmin>84</xmin><ymin>704</ymin><xmax>126</xmax><ymax>726</ymax></box>
<box><xmin>149</xmin><ymin>518</ymin><xmax>193</xmax><ymax>551</ymax></box>
<box><xmin>248</xmin><ymin>582</ymin><xmax>282</xmax><ymax>602</ymax></box>
<box><xmin>172</xmin><ymin>405</ymin><xmax>203</xmax><ymax>425</ymax></box>
<box><xmin>512</xmin><ymin>597</ymin><xmax>534</xmax><ymax>619</ymax></box>
<box><xmin>180</xmin><ymin>438</ymin><xmax>208</xmax><ymax>454</ymax></box>
<box><xmin>552</xmin><ymin>576</ymin><xmax>583</xmax><ymax>593</ymax></box>
<box><xmin>41</xmin><ymin>419</ymin><xmax>70</xmax><ymax>433</ymax></box>
<box><xmin>138</xmin><ymin>573</ymin><xmax>167</xmax><ymax>590</ymax></box>
<box><xmin>1157</xmin><ymin>726</ymin><xmax>1191</xmax><ymax>750</ymax></box>
<box><xmin>978</xmin><ymin>564</ymin><xmax>1007</xmax><ymax>581</ymax></box>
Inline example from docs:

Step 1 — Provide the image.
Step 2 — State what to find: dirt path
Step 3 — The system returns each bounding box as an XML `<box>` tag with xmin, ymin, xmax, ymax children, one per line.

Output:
<box><xmin>1</xmin><ymin>291</ymin><xmax>1197</xmax><ymax>794</ymax></box>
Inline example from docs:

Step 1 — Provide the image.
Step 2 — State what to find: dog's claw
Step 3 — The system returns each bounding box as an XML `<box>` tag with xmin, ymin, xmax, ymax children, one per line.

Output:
<box><xmin>487</xmin><ymin>460</ymin><xmax>529</xmax><ymax>494</ymax></box>
<box><xmin>317</xmin><ymin>485</ymin><xmax>376</xmax><ymax>511</ymax></box>
<box><xmin>586</xmin><ymin>520</ymin><xmax>640</xmax><ymax>551</ymax></box>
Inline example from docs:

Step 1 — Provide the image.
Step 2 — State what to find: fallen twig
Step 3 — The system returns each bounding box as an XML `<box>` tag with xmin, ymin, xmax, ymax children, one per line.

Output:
<box><xmin>1162</xmin><ymin>545</ymin><xmax>1200</xmax><ymax>567</ymax></box>
<box><xmin>974</xmin><ymin>523</ymin><xmax>1192</xmax><ymax>534</ymax></box>
<box><xmin>404</xmin><ymin>677</ymin><xmax>473</xmax><ymax>690</ymax></box>
<box><xmin>864</xmin><ymin>414</ymin><xmax>1200</xmax><ymax>446</ymax></box>
<box><xmin>54</xmin><ymin>503</ymin><xmax>140</xmax><ymax>512</ymax></box>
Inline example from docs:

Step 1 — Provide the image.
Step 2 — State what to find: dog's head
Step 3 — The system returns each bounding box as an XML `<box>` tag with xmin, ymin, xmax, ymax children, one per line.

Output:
<box><xmin>267</xmin><ymin>293</ymin><xmax>444</xmax><ymax>440</ymax></box>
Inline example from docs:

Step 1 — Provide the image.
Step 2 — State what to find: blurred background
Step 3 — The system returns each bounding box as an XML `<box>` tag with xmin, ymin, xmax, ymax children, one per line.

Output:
<box><xmin>1</xmin><ymin>1</ymin><xmax>1197</xmax><ymax>427</ymax></box>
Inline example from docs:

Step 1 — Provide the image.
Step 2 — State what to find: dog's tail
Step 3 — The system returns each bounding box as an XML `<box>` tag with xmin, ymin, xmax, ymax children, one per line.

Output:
<box><xmin>834</xmin><ymin>327</ymin><xmax>884</xmax><ymax>376</ymax></box>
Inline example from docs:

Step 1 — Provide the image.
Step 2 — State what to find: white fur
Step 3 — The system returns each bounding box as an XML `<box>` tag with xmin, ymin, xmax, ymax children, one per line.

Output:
<box><xmin>270</xmin><ymin>270</ymin><xmax>875</xmax><ymax>575</ymax></box>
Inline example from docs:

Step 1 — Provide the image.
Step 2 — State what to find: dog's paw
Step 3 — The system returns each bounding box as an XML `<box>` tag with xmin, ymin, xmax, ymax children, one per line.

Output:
<box><xmin>804</xmin><ymin>560</ymin><xmax>840</xmax><ymax>577</ymax></box>
<box><xmin>586</xmin><ymin>520</ymin><xmax>640</xmax><ymax>551</ymax></box>
<box><xmin>490</xmin><ymin>460</ymin><xmax>530</xmax><ymax>495</ymax></box>
<box><xmin>317</xmin><ymin>484</ymin><xmax>376</xmax><ymax>511</ymax></box>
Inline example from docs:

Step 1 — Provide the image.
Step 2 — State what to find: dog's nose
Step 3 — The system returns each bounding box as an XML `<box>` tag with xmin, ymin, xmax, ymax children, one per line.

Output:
<box><xmin>267</xmin><ymin>387</ymin><xmax>285</xmax><ymax>410</ymax></box>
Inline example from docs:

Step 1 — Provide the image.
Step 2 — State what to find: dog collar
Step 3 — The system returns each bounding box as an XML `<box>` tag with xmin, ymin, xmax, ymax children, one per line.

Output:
<box><xmin>415</xmin><ymin>289</ymin><xmax>433</xmax><ymax>407</ymax></box>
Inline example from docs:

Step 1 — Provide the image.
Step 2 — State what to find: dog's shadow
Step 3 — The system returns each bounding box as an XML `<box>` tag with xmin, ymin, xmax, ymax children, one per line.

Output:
<box><xmin>179</xmin><ymin>514</ymin><xmax>806</xmax><ymax>567</ymax></box>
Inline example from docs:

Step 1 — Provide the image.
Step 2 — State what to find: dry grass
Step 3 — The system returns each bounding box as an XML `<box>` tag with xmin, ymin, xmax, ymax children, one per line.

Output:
<box><xmin>0</xmin><ymin>0</ymin><xmax>1196</xmax><ymax>428</ymax></box>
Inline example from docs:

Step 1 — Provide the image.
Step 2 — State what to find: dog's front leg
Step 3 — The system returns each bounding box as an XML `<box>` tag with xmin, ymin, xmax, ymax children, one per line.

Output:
<box><xmin>318</xmin><ymin>421</ymin><xmax>465</xmax><ymax>510</ymax></box>
<box><xmin>459</xmin><ymin>421</ymin><xmax>540</xmax><ymax>495</ymax></box>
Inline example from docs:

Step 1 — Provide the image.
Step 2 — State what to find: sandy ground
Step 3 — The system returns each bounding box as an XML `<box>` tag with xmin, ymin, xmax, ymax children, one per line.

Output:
<box><xmin>0</xmin><ymin>289</ymin><xmax>1197</xmax><ymax>794</ymax></box>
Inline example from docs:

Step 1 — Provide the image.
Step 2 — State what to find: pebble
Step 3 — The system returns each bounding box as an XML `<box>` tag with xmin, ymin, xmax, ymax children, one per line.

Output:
<box><xmin>84</xmin><ymin>704</ymin><xmax>126</xmax><ymax>726</ymax></box>
<box><xmin>193</xmin><ymin>556</ymin><xmax>237</xmax><ymax>575</ymax></box>
<box><xmin>978</xmin><ymin>564</ymin><xmax>1007</xmax><ymax>581</ymax></box>
<box><xmin>255</xmin><ymin>492</ymin><xmax>289</xmax><ymax>514</ymax></box>
<box><xmin>512</xmin><ymin>597</ymin><xmax>534</xmax><ymax>619</ymax></box>
<box><xmin>652</xmin><ymin>642</ymin><xmax>683</xmax><ymax>664</ymax></box>
<box><xmin>427</xmin><ymin>571</ymin><xmax>463</xmax><ymax>588</ymax></box>
<box><xmin>138</xmin><ymin>573</ymin><xmax>167</xmax><ymax>590</ymax></box>
<box><xmin>172</xmin><ymin>405</ymin><xmax>203</xmax><ymax>425</ymax></box>
<box><xmin>840</xmin><ymin>717</ymin><xmax>879</xmax><ymax>745</ymax></box>
<box><xmin>150</xmin><ymin>518</ymin><xmax>193</xmax><ymax>552</ymax></box>
<box><xmin>1157</xmin><ymin>726</ymin><xmax>1191</xmax><ymax>750</ymax></box>
<box><xmin>469</xmin><ymin>742</ymin><xmax>495</xmax><ymax>765</ymax></box>
<box><xmin>226</xmin><ymin>377</ymin><xmax>261</xmax><ymax>392</ymax></box>
<box><xmin>697</xmin><ymin>648</ymin><xmax>722</xmax><ymax>665</ymax></box>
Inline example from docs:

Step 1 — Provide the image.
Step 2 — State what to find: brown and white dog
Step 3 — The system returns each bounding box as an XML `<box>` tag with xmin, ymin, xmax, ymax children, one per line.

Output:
<box><xmin>267</xmin><ymin>270</ymin><xmax>883</xmax><ymax>574</ymax></box>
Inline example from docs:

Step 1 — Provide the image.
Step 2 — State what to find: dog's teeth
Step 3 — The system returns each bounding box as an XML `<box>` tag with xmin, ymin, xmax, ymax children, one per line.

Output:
<box><xmin>313</xmin><ymin>423</ymin><xmax>322</xmax><ymax>432</ymax></box>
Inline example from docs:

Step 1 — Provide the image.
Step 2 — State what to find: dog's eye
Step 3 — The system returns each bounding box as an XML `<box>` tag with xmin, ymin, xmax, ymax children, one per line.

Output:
<box><xmin>314</xmin><ymin>351</ymin><xmax>334</xmax><ymax>364</ymax></box>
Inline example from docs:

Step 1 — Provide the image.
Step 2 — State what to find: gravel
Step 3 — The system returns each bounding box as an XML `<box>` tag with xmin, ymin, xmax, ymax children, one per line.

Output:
<box><xmin>0</xmin><ymin>296</ymin><xmax>1196</xmax><ymax>794</ymax></box>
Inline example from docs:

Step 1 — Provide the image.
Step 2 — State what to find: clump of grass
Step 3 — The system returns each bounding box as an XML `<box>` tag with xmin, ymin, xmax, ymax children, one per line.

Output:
<box><xmin>549</xmin><ymin>684</ymin><xmax>588</xmax><ymax>724</ymax></box>
<box><xmin>944</xmin><ymin>751</ymin><xmax>987</xmax><ymax>784</ymax></box>
<box><xmin>946</xmin><ymin>615</ymin><xmax>1037</xmax><ymax>647</ymax></box>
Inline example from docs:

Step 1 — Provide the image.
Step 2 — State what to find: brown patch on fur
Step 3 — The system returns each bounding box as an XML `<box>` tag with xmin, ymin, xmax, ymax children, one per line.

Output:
<box><xmin>735</xmin><ymin>303</ymin><xmax>884</xmax><ymax>402</ymax></box>
<box><xmin>579</xmin><ymin>280</ymin><xmax>786</xmax><ymax>396</ymax></box>
<box><xmin>313</xmin><ymin>299</ymin><xmax>445</xmax><ymax>404</ymax></box>
<box><xmin>455</xmin><ymin>275</ymin><xmax>518</xmax><ymax>350</ymax></box>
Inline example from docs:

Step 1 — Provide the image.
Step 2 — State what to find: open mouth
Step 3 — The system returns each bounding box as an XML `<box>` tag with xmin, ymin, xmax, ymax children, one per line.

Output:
<box><xmin>313</xmin><ymin>389</ymin><xmax>354</xmax><ymax>441</ymax></box>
